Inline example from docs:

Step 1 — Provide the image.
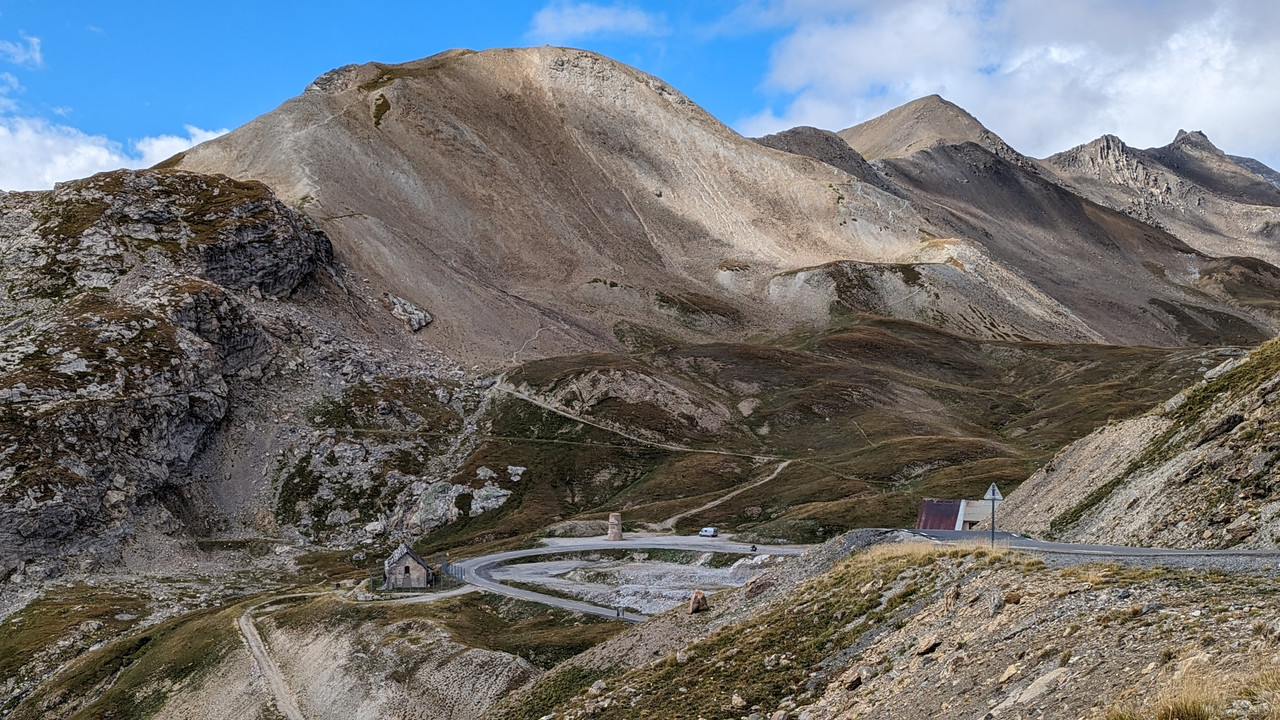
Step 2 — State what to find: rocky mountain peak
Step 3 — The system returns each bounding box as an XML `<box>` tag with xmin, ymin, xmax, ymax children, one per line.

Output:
<box><xmin>1171</xmin><ymin>128</ymin><xmax>1220</xmax><ymax>153</ymax></box>
<box><xmin>1146</xmin><ymin>127</ymin><xmax>1280</xmax><ymax>207</ymax></box>
<box><xmin>836</xmin><ymin>93</ymin><xmax>1025</xmax><ymax>165</ymax></box>
<box><xmin>1045</xmin><ymin>133</ymin><xmax>1137</xmax><ymax>171</ymax></box>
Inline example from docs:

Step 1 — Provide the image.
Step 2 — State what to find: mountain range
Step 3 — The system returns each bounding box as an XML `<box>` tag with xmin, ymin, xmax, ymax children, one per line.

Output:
<box><xmin>4</xmin><ymin>45</ymin><xmax>1280</xmax><ymax>718</ymax></box>
<box><xmin>4</xmin><ymin>46</ymin><xmax>1280</xmax><ymax>577</ymax></box>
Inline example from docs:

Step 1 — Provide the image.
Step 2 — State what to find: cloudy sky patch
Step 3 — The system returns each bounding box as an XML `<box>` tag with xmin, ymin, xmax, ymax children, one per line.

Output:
<box><xmin>0</xmin><ymin>1</ymin><xmax>1276</xmax><ymax>187</ymax></box>
<box><xmin>528</xmin><ymin>2</ymin><xmax>668</xmax><ymax>44</ymax></box>
<box><xmin>0</xmin><ymin>119</ymin><xmax>226</xmax><ymax>191</ymax></box>
<box><xmin>738</xmin><ymin>0</ymin><xmax>1280</xmax><ymax>163</ymax></box>
<box><xmin>0</xmin><ymin>33</ymin><xmax>41</xmax><ymax>67</ymax></box>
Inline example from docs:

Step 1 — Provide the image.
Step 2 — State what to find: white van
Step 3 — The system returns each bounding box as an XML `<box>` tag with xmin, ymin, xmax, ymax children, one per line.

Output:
<box><xmin>698</xmin><ymin>527</ymin><xmax>718</xmax><ymax>537</ymax></box>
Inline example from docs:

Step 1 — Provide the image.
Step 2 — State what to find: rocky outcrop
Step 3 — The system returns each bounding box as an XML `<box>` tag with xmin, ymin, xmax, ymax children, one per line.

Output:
<box><xmin>162</xmin><ymin>280</ymin><xmax>273</xmax><ymax>374</ymax></box>
<box><xmin>0</xmin><ymin>169</ymin><xmax>332</xmax><ymax>577</ymax></box>
<box><xmin>385</xmin><ymin>293</ymin><xmax>432</xmax><ymax>332</ymax></box>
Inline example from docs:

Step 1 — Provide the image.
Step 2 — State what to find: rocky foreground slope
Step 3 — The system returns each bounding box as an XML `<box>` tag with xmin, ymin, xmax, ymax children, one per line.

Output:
<box><xmin>1001</xmin><ymin>336</ymin><xmax>1280</xmax><ymax>550</ymax></box>
<box><xmin>482</xmin><ymin>536</ymin><xmax>1280</xmax><ymax>720</ymax></box>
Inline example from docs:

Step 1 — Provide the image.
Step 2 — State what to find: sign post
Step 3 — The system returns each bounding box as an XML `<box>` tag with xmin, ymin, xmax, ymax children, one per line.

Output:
<box><xmin>983</xmin><ymin>483</ymin><xmax>1003</xmax><ymax>547</ymax></box>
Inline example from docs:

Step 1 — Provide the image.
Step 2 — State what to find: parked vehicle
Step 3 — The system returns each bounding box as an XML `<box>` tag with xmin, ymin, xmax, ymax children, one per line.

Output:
<box><xmin>698</xmin><ymin>527</ymin><xmax>718</xmax><ymax>537</ymax></box>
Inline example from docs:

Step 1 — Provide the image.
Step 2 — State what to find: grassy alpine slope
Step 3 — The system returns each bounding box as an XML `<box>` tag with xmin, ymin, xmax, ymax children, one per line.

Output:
<box><xmin>394</xmin><ymin>314</ymin><xmax>1224</xmax><ymax>552</ymax></box>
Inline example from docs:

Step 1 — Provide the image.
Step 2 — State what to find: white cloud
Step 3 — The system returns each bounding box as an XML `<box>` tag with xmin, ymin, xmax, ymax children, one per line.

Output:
<box><xmin>134</xmin><ymin>125</ymin><xmax>226</xmax><ymax>167</ymax></box>
<box><xmin>0</xmin><ymin>73</ymin><xmax>18</xmax><ymax>113</ymax></box>
<box><xmin>0</xmin><ymin>119</ymin><xmax>226</xmax><ymax>191</ymax></box>
<box><xmin>737</xmin><ymin>0</ymin><xmax>1280</xmax><ymax>168</ymax></box>
<box><xmin>528</xmin><ymin>1</ymin><xmax>667</xmax><ymax>44</ymax></box>
<box><xmin>0</xmin><ymin>34</ymin><xmax>42</xmax><ymax>67</ymax></box>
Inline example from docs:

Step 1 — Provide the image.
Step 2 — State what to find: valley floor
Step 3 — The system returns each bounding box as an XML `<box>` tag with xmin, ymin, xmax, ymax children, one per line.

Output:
<box><xmin>7</xmin><ymin>530</ymin><xmax>1280</xmax><ymax>719</ymax></box>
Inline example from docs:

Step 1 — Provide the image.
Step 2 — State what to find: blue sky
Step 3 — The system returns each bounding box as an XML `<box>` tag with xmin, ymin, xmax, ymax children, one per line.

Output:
<box><xmin>2</xmin><ymin>1</ymin><xmax>1278</xmax><ymax>190</ymax></box>
<box><xmin>0</xmin><ymin>2</ymin><xmax>774</xmax><ymax>149</ymax></box>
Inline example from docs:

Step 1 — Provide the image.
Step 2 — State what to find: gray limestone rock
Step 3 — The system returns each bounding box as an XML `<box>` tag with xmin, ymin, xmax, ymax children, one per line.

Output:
<box><xmin>386</xmin><ymin>294</ymin><xmax>432</xmax><ymax>332</ymax></box>
<box><xmin>0</xmin><ymin>169</ymin><xmax>333</xmax><ymax>576</ymax></box>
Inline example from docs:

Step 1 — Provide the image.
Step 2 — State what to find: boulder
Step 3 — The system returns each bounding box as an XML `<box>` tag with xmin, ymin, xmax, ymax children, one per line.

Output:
<box><xmin>688</xmin><ymin>589</ymin><xmax>709</xmax><ymax>614</ymax></box>
<box><xmin>386</xmin><ymin>294</ymin><xmax>432</xmax><ymax>331</ymax></box>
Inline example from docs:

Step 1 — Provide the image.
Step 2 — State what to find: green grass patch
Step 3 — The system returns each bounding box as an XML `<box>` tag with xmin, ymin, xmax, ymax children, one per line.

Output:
<box><xmin>372</xmin><ymin>94</ymin><xmax>391</xmax><ymax>127</ymax></box>
<box><xmin>0</xmin><ymin>587</ymin><xmax>147</xmax><ymax>713</ymax></box>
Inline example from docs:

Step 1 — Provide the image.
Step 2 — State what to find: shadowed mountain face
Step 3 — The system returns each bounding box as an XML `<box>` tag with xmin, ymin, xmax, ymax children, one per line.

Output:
<box><xmin>752</xmin><ymin>126</ymin><xmax>890</xmax><ymax>191</ymax></box>
<box><xmin>1232</xmin><ymin>154</ymin><xmax>1280</xmax><ymax>190</ymax></box>
<box><xmin>869</xmin><ymin>141</ymin><xmax>1276</xmax><ymax>346</ymax></box>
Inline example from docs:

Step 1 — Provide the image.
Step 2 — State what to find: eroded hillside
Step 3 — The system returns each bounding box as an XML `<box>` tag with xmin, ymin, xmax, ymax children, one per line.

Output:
<box><xmin>1001</xmin><ymin>337</ymin><xmax>1280</xmax><ymax>549</ymax></box>
<box><xmin>174</xmin><ymin>48</ymin><xmax>1280</xmax><ymax>361</ymax></box>
<box><xmin>173</xmin><ymin>48</ymin><xmax>939</xmax><ymax>365</ymax></box>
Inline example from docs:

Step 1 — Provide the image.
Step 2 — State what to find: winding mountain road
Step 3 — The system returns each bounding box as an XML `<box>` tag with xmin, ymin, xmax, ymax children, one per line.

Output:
<box><xmin>449</xmin><ymin>534</ymin><xmax>809</xmax><ymax>622</ymax></box>
<box><xmin>384</xmin><ymin>528</ymin><xmax>1280</xmax><ymax>629</ymax></box>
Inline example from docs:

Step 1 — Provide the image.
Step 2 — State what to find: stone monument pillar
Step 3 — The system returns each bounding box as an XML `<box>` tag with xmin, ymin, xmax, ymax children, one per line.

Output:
<box><xmin>607</xmin><ymin>512</ymin><xmax>623</xmax><ymax>541</ymax></box>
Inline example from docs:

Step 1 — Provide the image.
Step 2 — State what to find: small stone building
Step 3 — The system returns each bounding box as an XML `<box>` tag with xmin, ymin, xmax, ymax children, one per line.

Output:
<box><xmin>383</xmin><ymin>543</ymin><xmax>433</xmax><ymax>590</ymax></box>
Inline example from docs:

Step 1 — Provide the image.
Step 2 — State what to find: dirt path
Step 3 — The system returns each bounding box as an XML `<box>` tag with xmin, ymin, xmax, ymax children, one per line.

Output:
<box><xmin>654</xmin><ymin>459</ymin><xmax>792</xmax><ymax>530</ymax></box>
<box><xmin>237</xmin><ymin>608</ymin><xmax>305</xmax><ymax>720</ymax></box>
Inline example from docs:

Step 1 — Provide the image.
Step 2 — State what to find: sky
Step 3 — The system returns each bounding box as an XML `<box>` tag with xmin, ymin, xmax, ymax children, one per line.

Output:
<box><xmin>0</xmin><ymin>0</ymin><xmax>1277</xmax><ymax>190</ymax></box>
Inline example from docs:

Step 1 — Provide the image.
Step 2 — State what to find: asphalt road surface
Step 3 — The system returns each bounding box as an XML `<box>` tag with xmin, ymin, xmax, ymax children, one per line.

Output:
<box><xmin>911</xmin><ymin>529</ymin><xmax>1280</xmax><ymax>557</ymax></box>
<box><xmin>443</xmin><ymin>530</ymin><xmax>1280</xmax><ymax>623</ymax></box>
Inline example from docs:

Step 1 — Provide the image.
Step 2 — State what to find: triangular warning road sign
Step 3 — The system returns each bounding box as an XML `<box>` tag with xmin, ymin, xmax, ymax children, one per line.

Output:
<box><xmin>983</xmin><ymin>483</ymin><xmax>1003</xmax><ymax>501</ymax></box>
